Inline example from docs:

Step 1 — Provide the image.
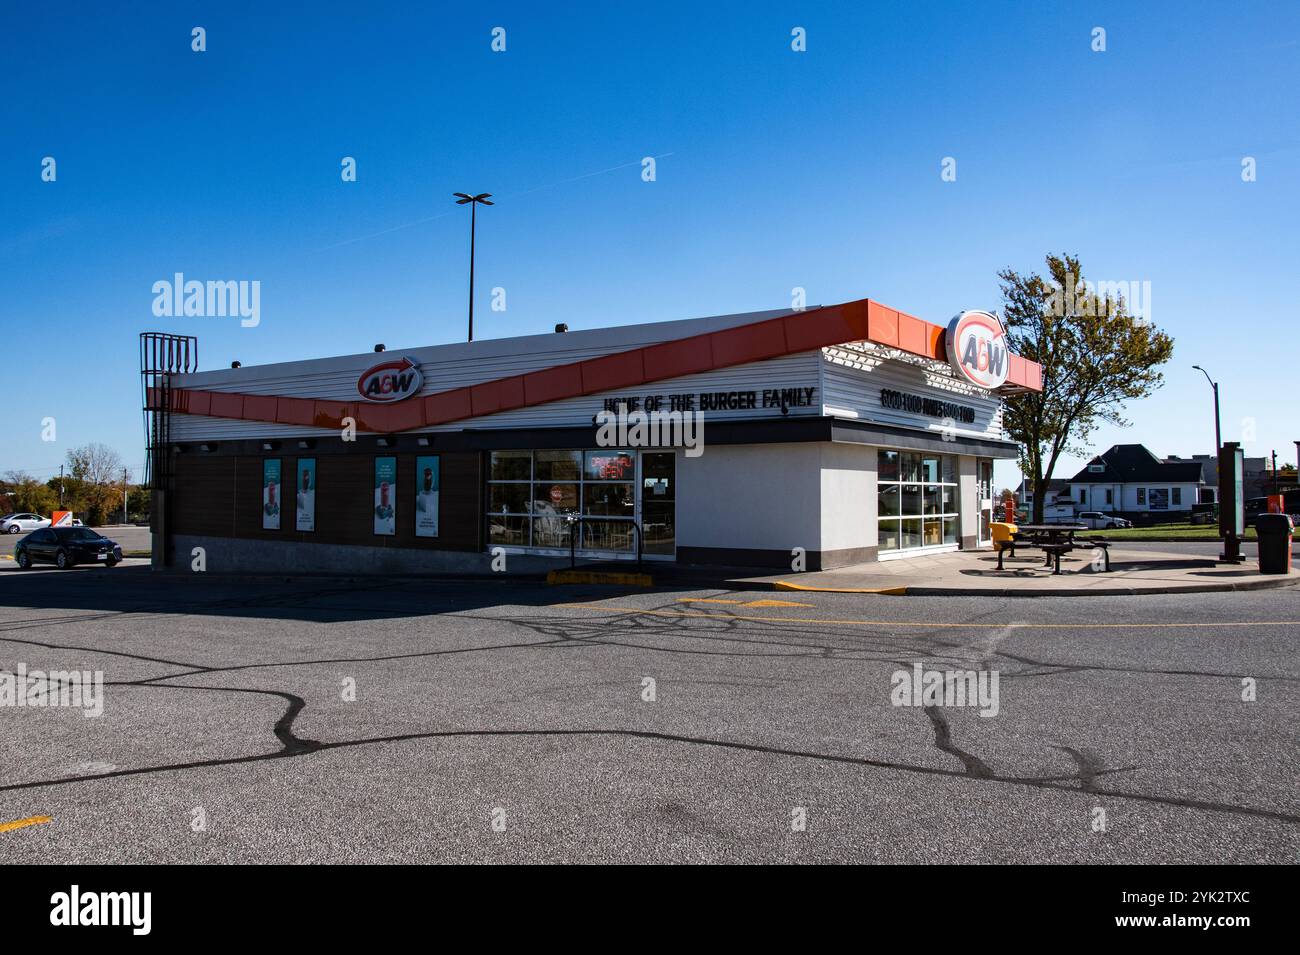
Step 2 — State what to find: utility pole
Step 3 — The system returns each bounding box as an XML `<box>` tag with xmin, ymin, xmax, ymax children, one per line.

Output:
<box><xmin>1273</xmin><ymin>450</ymin><xmax>1279</xmax><ymax>496</ymax></box>
<box><xmin>453</xmin><ymin>193</ymin><xmax>494</xmax><ymax>342</ymax></box>
<box><xmin>123</xmin><ymin>467</ymin><xmax>129</xmax><ymax>524</ymax></box>
<box><xmin>1191</xmin><ymin>365</ymin><xmax>1222</xmax><ymax>452</ymax></box>
<box><xmin>58</xmin><ymin>464</ymin><xmax>65</xmax><ymax>507</ymax></box>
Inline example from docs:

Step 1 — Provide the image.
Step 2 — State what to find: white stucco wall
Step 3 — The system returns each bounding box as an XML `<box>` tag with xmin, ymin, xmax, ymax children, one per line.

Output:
<box><xmin>959</xmin><ymin>456</ymin><xmax>980</xmax><ymax>542</ymax></box>
<box><xmin>676</xmin><ymin>441</ymin><xmax>877</xmax><ymax>559</ymax></box>
<box><xmin>675</xmin><ymin>443</ymin><xmax>823</xmax><ymax>553</ymax></box>
<box><xmin>819</xmin><ymin>443</ymin><xmax>877</xmax><ymax>554</ymax></box>
<box><xmin>677</xmin><ymin>442</ymin><xmax>981</xmax><ymax>560</ymax></box>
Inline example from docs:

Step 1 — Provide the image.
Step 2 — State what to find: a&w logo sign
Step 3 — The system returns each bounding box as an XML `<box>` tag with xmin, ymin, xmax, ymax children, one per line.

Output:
<box><xmin>945</xmin><ymin>310</ymin><xmax>1009</xmax><ymax>390</ymax></box>
<box><xmin>357</xmin><ymin>356</ymin><xmax>423</xmax><ymax>402</ymax></box>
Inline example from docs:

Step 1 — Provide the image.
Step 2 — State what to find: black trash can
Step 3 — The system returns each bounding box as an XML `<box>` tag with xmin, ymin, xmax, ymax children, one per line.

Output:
<box><xmin>1255</xmin><ymin>513</ymin><xmax>1294</xmax><ymax>574</ymax></box>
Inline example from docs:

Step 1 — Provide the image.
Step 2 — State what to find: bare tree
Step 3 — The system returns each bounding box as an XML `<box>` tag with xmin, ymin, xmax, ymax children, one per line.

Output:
<box><xmin>67</xmin><ymin>443</ymin><xmax>123</xmax><ymax>487</ymax></box>
<box><xmin>66</xmin><ymin>444</ymin><xmax>124</xmax><ymax>523</ymax></box>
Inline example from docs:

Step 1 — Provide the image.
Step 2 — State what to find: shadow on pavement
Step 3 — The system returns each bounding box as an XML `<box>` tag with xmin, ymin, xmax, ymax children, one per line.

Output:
<box><xmin>0</xmin><ymin>564</ymin><xmax>641</xmax><ymax>623</ymax></box>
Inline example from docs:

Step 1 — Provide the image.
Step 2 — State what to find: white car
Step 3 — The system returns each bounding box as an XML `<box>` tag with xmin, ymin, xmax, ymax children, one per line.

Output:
<box><xmin>1077</xmin><ymin>511</ymin><xmax>1131</xmax><ymax>530</ymax></box>
<box><xmin>2</xmin><ymin>513</ymin><xmax>51</xmax><ymax>534</ymax></box>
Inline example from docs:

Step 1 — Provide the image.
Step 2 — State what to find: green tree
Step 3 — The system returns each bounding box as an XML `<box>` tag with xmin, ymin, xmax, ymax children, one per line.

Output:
<box><xmin>999</xmin><ymin>254</ymin><xmax>1174</xmax><ymax>523</ymax></box>
<box><xmin>4</xmin><ymin>471</ymin><xmax>58</xmax><ymax>515</ymax></box>
<box><xmin>127</xmin><ymin>486</ymin><xmax>151</xmax><ymax>522</ymax></box>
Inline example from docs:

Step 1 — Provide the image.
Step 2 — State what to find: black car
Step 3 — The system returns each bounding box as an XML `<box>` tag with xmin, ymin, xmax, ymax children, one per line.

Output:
<box><xmin>15</xmin><ymin>527</ymin><xmax>123</xmax><ymax>570</ymax></box>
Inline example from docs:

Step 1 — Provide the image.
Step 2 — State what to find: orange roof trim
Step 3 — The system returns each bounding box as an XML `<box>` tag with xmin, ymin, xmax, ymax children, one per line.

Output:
<box><xmin>161</xmin><ymin>297</ymin><xmax>1042</xmax><ymax>433</ymax></box>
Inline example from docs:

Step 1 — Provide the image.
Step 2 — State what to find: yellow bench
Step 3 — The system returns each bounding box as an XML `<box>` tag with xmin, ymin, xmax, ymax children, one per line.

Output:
<box><xmin>990</xmin><ymin>522</ymin><xmax>1018</xmax><ymax>552</ymax></box>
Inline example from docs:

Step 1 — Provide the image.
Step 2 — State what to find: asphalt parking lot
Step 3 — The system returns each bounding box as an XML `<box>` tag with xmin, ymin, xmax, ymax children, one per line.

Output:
<box><xmin>0</xmin><ymin>565</ymin><xmax>1297</xmax><ymax>863</ymax></box>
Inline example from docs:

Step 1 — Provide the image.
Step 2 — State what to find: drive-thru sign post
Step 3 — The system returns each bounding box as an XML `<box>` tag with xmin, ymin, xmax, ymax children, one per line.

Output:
<box><xmin>1218</xmin><ymin>441</ymin><xmax>1246</xmax><ymax>563</ymax></box>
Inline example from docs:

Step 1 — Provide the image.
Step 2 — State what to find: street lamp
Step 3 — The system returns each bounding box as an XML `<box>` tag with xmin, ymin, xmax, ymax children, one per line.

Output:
<box><xmin>1191</xmin><ymin>365</ymin><xmax>1222</xmax><ymax>453</ymax></box>
<box><xmin>453</xmin><ymin>192</ymin><xmax>493</xmax><ymax>342</ymax></box>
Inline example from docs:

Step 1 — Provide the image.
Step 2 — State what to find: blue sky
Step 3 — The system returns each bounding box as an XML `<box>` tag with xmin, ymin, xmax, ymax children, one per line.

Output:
<box><xmin>4</xmin><ymin>1</ymin><xmax>1298</xmax><ymax>490</ymax></box>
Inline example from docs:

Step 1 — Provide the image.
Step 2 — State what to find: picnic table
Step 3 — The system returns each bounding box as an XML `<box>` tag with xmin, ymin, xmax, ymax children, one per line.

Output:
<box><xmin>997</xmin><ymin>524</ymin><xmax>1111</xmax><ymax>574</ymax></box>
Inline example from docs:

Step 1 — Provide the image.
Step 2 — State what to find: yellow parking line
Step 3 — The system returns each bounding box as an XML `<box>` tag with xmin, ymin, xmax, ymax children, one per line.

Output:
<box><xmin>555</xmin><ymin>603</ymin><xmax>1300</xmax><ymax>630</ymax></box>
<box><xmin>0</xmin><ymin>815</ymin><xmax>52</xmax><ymax>834</ymax></box>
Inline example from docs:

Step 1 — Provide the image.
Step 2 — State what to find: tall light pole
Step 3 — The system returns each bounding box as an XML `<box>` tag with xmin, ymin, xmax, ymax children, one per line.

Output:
<box><xmin>1192</xmin><ymin>365</ymin><xmax>1222</xmax><ymax>453</ymax></box>
<box><xmin>453</xmin><ymin>192</ymin><xmax>493</xmax><ymax>342</ymax></box>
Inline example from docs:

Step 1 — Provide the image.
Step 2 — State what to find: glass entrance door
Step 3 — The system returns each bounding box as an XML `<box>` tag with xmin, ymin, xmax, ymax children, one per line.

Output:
<box><xmin>639</xmin><ymin>452</ymin><xmax>675</xmax><ymax>557</ymax></box>
<box><xmin>978</xmin><ymin>459</ymin><xmax>994</xmax><ymax>544</ymax></box>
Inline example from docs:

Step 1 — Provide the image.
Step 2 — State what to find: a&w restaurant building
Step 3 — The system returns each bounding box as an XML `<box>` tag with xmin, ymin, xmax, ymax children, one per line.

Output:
<box><xmin>143</xmin><ymin>297</ymin><xmax>1042</xmax><ymax>573</ymax></box>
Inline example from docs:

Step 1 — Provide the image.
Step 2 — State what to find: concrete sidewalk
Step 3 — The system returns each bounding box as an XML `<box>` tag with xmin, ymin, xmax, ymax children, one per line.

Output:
<box><xmin>734</xmin><ymin>546</ymin><xmax>1298</xmax><ymax>596</ymax></box>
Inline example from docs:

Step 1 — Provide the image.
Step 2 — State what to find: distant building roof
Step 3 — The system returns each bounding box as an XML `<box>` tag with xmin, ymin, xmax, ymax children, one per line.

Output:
<box><xmin>1069</xmin><ymin>444</ymin><xmax>1205</xmax><ymax>484</ymax></box>
<box><xmin>1016</xmin><ymin>478</ymin><xmax>1071</xmax><ymax>499</ymax></box>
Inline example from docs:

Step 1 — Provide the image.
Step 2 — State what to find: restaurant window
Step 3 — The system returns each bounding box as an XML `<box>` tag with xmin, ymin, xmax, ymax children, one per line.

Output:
<box><xmin>487</xmin><ymin>449</ymin><xmax>637</xmax><ymax>552</ymax></box>
<box><xmin>878</xmin><ymin>450</ymin><xmax>959</xmax><ymax>553</ymax></box>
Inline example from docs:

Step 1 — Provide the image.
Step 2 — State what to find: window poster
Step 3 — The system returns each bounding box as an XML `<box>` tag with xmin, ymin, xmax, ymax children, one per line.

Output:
<box><xmin>374</xmin><ymin>457</ymin><xmax>396</xmax><ymax>535</ymax></box>
<box><xmin>262</xmin><ymin>459</ymin><xmax>282</xmax><ymax>530</ymax></box>
<box><xmin>295</xmin><ymin>458</ymin><xmax>316</xmax><ymax>532</ymax></box>
<box><xmin>415</xmin><ymin>455</ymin><xmax>440</xmax><ymax>538</ymax></box>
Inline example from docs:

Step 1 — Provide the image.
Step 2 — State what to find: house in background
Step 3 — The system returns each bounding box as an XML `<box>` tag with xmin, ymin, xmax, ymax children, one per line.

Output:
<box><xmin>1164</xmin><ymin>453</ymin><xmax>1268</xmax><ymax>503</ymax></box>
<box><xmin>1019</xmin><ymin>445</ymin><xmax>1276</xmax><ymax>524</ymax></box>
<box><xmin>1163</xmin><ymin>454</ymin><xmax>1220</xmax><ymax>504</ymax></box>
<box><xmin>1067</xmin><ymin>444</ymin><xmax>1205</xmax><ymax>520</ymax></box>
<box><xmin>1014</xmin><ymin>478</ymin><xmax>1075</xmax><ymax>519</ymax></box>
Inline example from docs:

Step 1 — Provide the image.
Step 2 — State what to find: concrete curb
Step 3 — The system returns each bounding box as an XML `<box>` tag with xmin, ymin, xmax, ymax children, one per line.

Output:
<box><xmin>1097</xmin><ymin>537</ymin><xmax>1257</xmax><ymax>544</ymax></box>
<box><xmin>762</xmin><ymin>575</ymin><xmax>1300</xmax><ymax>597</ymax></box>
<box><xmin>773</xmin><ymin>579</ymin><xmax>908</xmax><ymax>596</ymax></box>
<box><xmin>34</xmin><ymin>560</ymin><xmax>1297</xmax><ymax>599</ymax></box>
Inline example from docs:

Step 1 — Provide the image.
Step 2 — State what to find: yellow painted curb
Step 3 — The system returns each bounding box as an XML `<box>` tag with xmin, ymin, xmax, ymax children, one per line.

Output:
<box><xmin>679</xmin><ymin>597</ymin><xmax>815</xmax><ymax>608</ymax></box>
<box><xmin>547</xmin><ymin>569</ymin><xmax>653</xmax><ymax>587</ymax></box>
<box><xmin>0</xmin><ymin>815</ymin><xmax>52</xmax><ymax>834</ymax></box>
<box><xmin>774</xmin><ymin>579</ymin><xmax>909</xmax><ymax>595</ymax></box>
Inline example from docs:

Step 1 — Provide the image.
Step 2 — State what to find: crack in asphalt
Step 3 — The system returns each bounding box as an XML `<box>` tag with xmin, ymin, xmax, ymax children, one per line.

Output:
<box><xmin>1054</xmin><ymin>745</ymin><xmax>1105</xmax><ymax>794</ymax></box>
<box><xmin>1</xmin><ymin>587</ymin><xmax>1297</xmax><ymax>828</ymax></box>
<box><xmin>922</xmin><ymin>705</ymin><xmax>995</xmax><ymax>779</ymax></box>
<box><xmin>3</xmin><ymin>715</ymin><xmax>1295</xmax><ymax>825</ymax></box>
